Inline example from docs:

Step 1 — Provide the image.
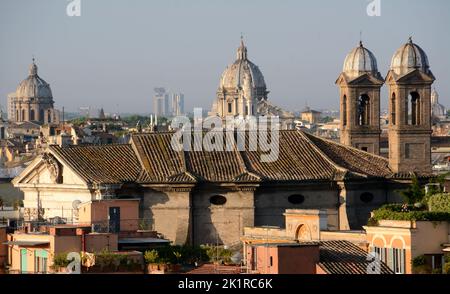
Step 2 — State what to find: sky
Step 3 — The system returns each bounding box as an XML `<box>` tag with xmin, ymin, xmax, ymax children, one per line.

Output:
<box><xmin>0</xmin><ymin>0</ymin><xmax>449</xmax><ymax>114</ymax></box>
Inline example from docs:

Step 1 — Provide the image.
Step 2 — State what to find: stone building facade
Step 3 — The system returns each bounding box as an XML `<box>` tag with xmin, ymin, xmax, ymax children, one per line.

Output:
<box><xmin>13</xmin><ymin>131</ymin><xmax>415</xmax><ymax>246</ymax></box>
<box><xmin>336</xmin><ymin>41</ymin><xmax>384</xmax><ymax>155</ymax></box>
<box><xmin>338</xmin><ymin>38</ymin><xmax>434</xmax><ymax>174</ymax></box>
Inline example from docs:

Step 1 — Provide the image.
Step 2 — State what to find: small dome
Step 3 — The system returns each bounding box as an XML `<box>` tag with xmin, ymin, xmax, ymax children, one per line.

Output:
<box><xmin>343</xmin><ymin>41</ymin><xmax>379</xmax><ymax>79</ymax></box>
<box><xmin>390</xmin><ymin>37</ymin><xmax>430</xmax><ymax>76</ymax></box>
<box><xmin>16</xmin><ymin>59</ymin><xmax>53</xmax><ymax>99</ymax></box>
<box><xmin>219</xmin><ymin>38</ymin><xmax>266</xmax><ymax>90</ymax></box>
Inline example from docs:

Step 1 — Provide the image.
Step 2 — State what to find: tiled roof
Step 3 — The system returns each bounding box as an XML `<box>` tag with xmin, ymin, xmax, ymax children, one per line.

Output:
<box><xmin>319</xmin><ymin>240</ymin><xmax>393</xmax><ymax>274</ymax></box>
<box><xmin>47</xmin><ymin>130</ymin><xmax>398</xmax><ymax>185</ymax></box>
<box><xmin>49</xmin><ymin>144</ymin><xmax>142</xmax><ymax>184</ymax></box>
<box><xmin>303</xmin><ymin>132</ymin><xmax>392</xmax><ymax>178</ymax></box>
<box><xmin>130</xmin><ymin>130</ymin><xmax>394</xmax><ymax>183</ymax></box>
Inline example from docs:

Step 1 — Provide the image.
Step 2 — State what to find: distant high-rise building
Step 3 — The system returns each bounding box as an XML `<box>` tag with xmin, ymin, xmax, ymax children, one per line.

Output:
<box><xmin>153</xmin><ymin>87</ymin><xmax>169</xmax><ymax>117</ymax></box>
<box><xmin>171</xmin><ymin>93</ymin><xmax>184</xmax><ymax>116</ymax></box>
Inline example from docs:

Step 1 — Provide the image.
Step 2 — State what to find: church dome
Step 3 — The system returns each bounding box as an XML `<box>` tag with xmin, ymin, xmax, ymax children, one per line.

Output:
<box><xmin>16</xmin><ymin>60</ymin><xmax>53</xmax><ymax>99</ymax></box>
<box><xmin>343</xmin><ymin>41</ymin><xmax>379</xmax><ymax>79</ymax></box>
<box><xmin>219</xmin><ymin>38</ymin><xmax>266</xmax><ymax>90</ymax></box>
<box><xmin>390</xmin><ymin>37</ymin><xmax>430</xmax><ymax>76</ymax></box>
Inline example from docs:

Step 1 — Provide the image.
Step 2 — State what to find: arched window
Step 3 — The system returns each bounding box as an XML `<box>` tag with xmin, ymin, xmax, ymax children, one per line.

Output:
<box><xmin>409</xmin><ymin>92</ymin><xmax>420</xmax><ymax>125</ymax></box>
<box><xmin>288</xmin><ymin>194</ymin><xmax>305</xmax><ymax>205</ymax></box>
<box><xmin>406</xmin><ymin>92</ymin><xmax>421</xmax><ymax>125</ymax></box>
<box><xmin>16</xmin><ymin>110</ymin><xmax>19</xmax><ymax>121</ymax></box>
<box><xmin>391</xmin><ymin>93</ymin><xmax>396</xmax><ymax>126</ymax></box>
<box><xmin>357</xmin><ymin>94</ymin><xmax>370</xmax><ymax>126</ymax></box>
<box><xmin>30</xmin><ymin>109</ymin><xmax>35</xmax><ymax>121</ymax></box>
<box><xmin>39</xmin><ymin>109</ymin><xmax>44</xmax><ymax>122</ymax></box>
<box><xmin>47</xmin><ymin>110</ymin><xmax>52</xmax><ymax>123</ymax></box>
<box><xmin>22</xmin><ymin>109</ymin><xmax>25</xmax><ymax>121</ymax></box>
<box><xmin>210</xmin><ymin>195</ymin><xmax>227</xmax><ymax>206</ymax></box>
<box><xmin>342</xmin><ymin>95</ymin><xmax>347</xmax><ymax>126</ymax></box>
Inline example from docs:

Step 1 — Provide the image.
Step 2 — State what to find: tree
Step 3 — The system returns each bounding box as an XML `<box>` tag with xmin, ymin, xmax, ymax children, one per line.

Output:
<box><xmin>0</xmin><ymin>197</ymin><xmax>4</xmax><ymax>210</ymax></box>
<box><xmin>399</xmin><ymin>175</ymin><xmax>425</xmax><ymax>205</ymax></box>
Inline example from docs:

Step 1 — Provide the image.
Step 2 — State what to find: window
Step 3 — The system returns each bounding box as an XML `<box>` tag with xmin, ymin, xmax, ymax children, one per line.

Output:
<box><xmin>245</xmin><ymin>106</ymin><xmax>249</xmax><ymax>116</ymax></box>
<box><xmin>34</xmin><ymin>250</ymin><xmax>48</xmax><ymax>273</ymax></box>
<box><xmin>228</xmin><ymin>103</ymin><xmax>232</xmax><ymax>113</ymax></box>
<box><xmin>210</xmin><ymin>195</ymin><xmax>227</xmax><ymax>205</ymax></box>
<box><xmin>373</xmin><ymin>247</ymin><xmax>387</xmax><ymax>264</ymax></box>
<box><xmin>251</xmin><ymin>247</ymin><xmax>257</xmax><ymax>271</ymax></box>
<box><xmin>392</xmin><ymin>248</ymin><xmax>406</xmax><ymax>274</ymax></box>
<box><xmin>342</xmin><ymin>95</ymin><xmax>347</xmax><ymax>126</ymax></box>
<box><xmin>360</xmin><ymin>192</ymin><xmax>374</xmax><ymax>203</ymax></box>
<box><xmin>375</xmin><ymin>247</ymin><xmax>405</xmax><ymax>274</ymax></box>
<box><xmin>361</xmin><ymin>147</ymin><xmax>368</xmax><ymax>152</ymax></box>
<box><xmin>391</xmin><ymin>93</ymin><xmax>396</xmax><ymax>125</ymax></box>
<box><xmin>288</xmin><ymin>194</ymin><xmax>305</xmax><ymax>205</ymax></box>
<box><xmin>407</xmin><ymin>92</ymin><xmax>421</xmax><ymax>125</ymax></box>
<box><xmin>30</xmin><ymin>109</ymin><xmax>35</xmax><ymax>121</ymax></box>
<box><xmin>270</xmin><ymin>256</ymin><xmax>273</xmax><ymax>267</ymax></box>
<box><xmin>357</xmin><ymin>94</ymin><xmax>370</xmax><ymax>126</ymax></box>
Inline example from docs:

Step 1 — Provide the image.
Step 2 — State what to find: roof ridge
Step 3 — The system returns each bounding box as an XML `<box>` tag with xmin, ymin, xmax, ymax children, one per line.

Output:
<box><xmin>296</xmin><ymin>130</ymin><xmax>352</xmax><ymax>178</ymax></box>
<box><xmin>130</xmin><ymin>137</ymin><xmax>153</xmax><ymax>182</ymax></box>
<box><xmin>305</xmin><ymin>131</ymin><xmax>391</xmax><ymax>165</ymax></box>
<box><xmin>230</xmin><ymin>135</ymin><xmax>262</xmax><ymax>181</ymax></box>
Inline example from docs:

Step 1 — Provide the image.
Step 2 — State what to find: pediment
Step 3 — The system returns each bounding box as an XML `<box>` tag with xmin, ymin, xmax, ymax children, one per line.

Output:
<box><xmin>386</xmin><ymin>69</ymin><xmax>435</xmax><ymax>84</ymax></box>
<box><xmin>396</xmin><ymin>69</ymin><xmax>435</xmax><ymax>84</ymax></box>
<box><xmin>12</xmin><ymin>152</ymin><xmax>87</xmax><ymax>186</ymax></box>
<box><xmin>347</xmin><ymin>73</ymin><xmax>384</xmax><ymax>86</ymax></box>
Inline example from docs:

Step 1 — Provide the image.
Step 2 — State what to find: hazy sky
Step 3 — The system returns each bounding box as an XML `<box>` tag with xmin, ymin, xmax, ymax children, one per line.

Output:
<box><xmin>1</xmin><ymin>0</ymin><xmax>449</xmax><ymax>114</ymax></box>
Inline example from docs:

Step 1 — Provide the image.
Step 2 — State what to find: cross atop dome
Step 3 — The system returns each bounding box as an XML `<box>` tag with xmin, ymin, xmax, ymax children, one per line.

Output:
<box><xmin>237</xmin><ymin>35</ymin><xmax>248</xmax><ymax>60</ymax></box>
<box><xmin>29</xmin><ymin>57</ymin><xmax>38</xmax><ymax>76</ymax></box>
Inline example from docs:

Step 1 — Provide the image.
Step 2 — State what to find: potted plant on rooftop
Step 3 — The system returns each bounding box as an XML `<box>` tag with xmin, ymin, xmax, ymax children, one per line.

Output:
<box><xmin>144</xmin><ymin>249</ymin><xmax>169</xmax><ymax>274</ymax></box>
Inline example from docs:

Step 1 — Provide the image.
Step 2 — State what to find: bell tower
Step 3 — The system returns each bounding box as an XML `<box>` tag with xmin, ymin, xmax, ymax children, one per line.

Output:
<box><xmin>386</xmin><ymin>38</ymin><xmax>435</xmax><ymax>174</ymax></box>
<box><xmin>336</xmin><ymin>42</ymin><xmax>384</xmax><ymax>155</ymax></box>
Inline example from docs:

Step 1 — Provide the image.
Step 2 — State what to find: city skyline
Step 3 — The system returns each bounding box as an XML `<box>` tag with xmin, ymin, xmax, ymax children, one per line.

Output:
<box><xmin>1</xmin><ymin>0</ymin><xmax>449</xmax><ymax>114</ymax></box>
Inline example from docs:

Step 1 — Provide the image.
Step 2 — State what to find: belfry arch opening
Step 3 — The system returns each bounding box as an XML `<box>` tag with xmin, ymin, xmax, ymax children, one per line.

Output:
<box><xmin>357</xmin><ymin>94</ymin><xmax>370</xmax><ymax>126</ymax></box>
<box><xmin>391</xmin><ymin>93</ymin><xmax>396</xmax><ymax>125</ymax></box>
<box><xmin>407</xmin><ymin>92</ymin><xmax>421</xmax><ymax>125</ymax></box>
<box><xmin>342</xmin><ymin>95</ymin><xmax>347</xmax><ymax>126</ymax></box>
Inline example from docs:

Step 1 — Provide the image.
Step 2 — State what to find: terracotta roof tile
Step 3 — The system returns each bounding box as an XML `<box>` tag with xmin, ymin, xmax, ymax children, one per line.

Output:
<box><xmin>49</xmin><ymin>130</ymin><xmax>397</xmax><ymax>185</ymax></box>
<box><xmin>49</xmin><ymin>144</ymin><xmax>141</xmax><ymax>184</ymax></box>
<box><xmin>319</xmin><ymin>240</ymin><xmax>393</xmax><ymax>274</ymax></box>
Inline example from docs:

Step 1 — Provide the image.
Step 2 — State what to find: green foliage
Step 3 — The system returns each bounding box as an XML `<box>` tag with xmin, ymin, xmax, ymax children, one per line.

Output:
<box><xmin>0</xmin><ymin>197</ymin><xmax>3</xmax><ymax>210</ymax></box>
<box><xmin>13</xmin><ymin>200</ymin><xmax>24</xmax><ymax>210</ymax></box>
<box><xmin>201</xmin><ymin>245</ymin><xmax>234</xmax><ymax>264</ymax></box>
<box><xmin>399</xmin><ymin>175</ymin><xmax>425</xmax><ymax>205</ymax></box>
<box><xmin>144</xmin><ymin>250</ymin><xmax>159</xmax><ymax>264</ymax></box>
<box><xmin>370</xmin><ymin>204</ymin><xmax>450</xmax><ymax>222</ymax></box>
<box><xmin>412</xmin><ymin>255</ymin><xmax>426</xmax><ymax>267</ymax></box>
<box><xmin>443</xmin><ymin>263</ymin><xmax>450</xmax><ymax>274</ymax></box>
<box><xmin>319</xmin><ymin>116</ymin><xmax>334</xmax><ymax>123</ymax></box>
<box><xmin>144</xmin><ymin>245</ymin><xmax>208</xmax><ymax>265</ymax></box>
<box><xmin>428</xmin><ymin>194</ymin><xmax>450</xmax><ymax>212</ymax></box>
<box><xmin>94</xmin><ymin>249</ymin><xmax>140</xmax><ymax>271</ymax></box>
<box><xmin>51</xmin><ymin>252</ymin><xmax>70</xmax><ymax>270</ymax></box>
<box><xmin>69</xmin><ymin>116</ymin><xmax>87</xmax><ymax>125</ymax></box>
